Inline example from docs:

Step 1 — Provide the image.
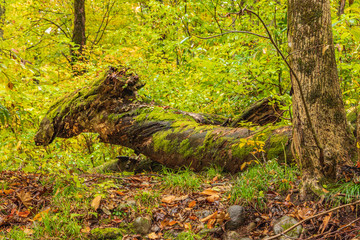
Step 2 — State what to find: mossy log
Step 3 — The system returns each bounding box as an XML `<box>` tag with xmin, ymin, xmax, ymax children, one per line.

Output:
<box><xmin>35</xmin><ymin>67</ymin><xmax>292</xmax><ymax>173</ymax></box>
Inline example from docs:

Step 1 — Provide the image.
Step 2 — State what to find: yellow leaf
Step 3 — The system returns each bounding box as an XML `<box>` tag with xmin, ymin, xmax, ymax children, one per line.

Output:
<box><xmin>240</xmin><ymin>162</ymin><xmax>247</xmax><ymax>171</ymax></box>
<box><xmin>33</xmin><ymin>208</ymin><xmax>50</xmax><ymax>221</ymax></box>
<box><xmin>91</xmin><ymin>196</ymin><xmax>102</xmax><ymax>210</ymax></box>
<box><xmin>81</xmin><ymin>227</ymin><xmax>91</xmax><ymax>233</ymax></box>
<box><xmin>148</xmin><ymin>232</ymin><xmax>159</xmax><ymax>239</ymax></box>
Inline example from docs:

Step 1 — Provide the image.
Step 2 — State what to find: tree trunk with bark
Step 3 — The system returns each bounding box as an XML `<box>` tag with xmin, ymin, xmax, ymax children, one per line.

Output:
<box><xmin>0</xmin><ymin>1</ymin><xmax>5</xmax><ymax>39</ymax></box>
<box><xmin>71</xmin><ymin>0</ymin><xmax>86</xmax><ymax>61</ymax></box>
<box><xmin>288</xmin><ymin>0</ymin><xmax>355</xmax><ymax>193</ymax></box>
<box><xmin>357</xmin><ymin>109</ymin><xmax>360</xmax><ymax>164</ymax></box>
<box><xmin>34</xmin><ymin>67</ymin><xmax>292</xmax><ymax>173</ymax></box>
<box><xmin>338</xmin><ymin>0</ymin><xmax>346</xmax><ymax>16</ymax></box>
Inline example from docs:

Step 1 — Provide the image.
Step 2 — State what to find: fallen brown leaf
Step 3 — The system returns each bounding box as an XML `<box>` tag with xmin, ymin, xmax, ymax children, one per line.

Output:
<box><xmin>91</xmin><ymin>195</ymin><xmax>102</xmax><ymax>210</ymax></box>
<box><xmin>0</xmin><ymin>189</ymin><xmax>14</xmax><ymax>195</ymax></box>
<box><xmin>17</xmin><ymin>210</ymin><xmax>30</xmax><ymax>218</ymax></box>
<box><xmin>320</xmin><ymin>213</ymin><xmax>332</xmax><ymax>234</ymax></box>
<box><xmin>206</xmin><ymin>194</ymin><xmax>219</xmax><ymax>203</ymax></box>
<box><xmin>188</xmin><ymin>200</ymin><xmax>196</xmax><ymax>208</ymax></box>
<box><xmin>168</xmin><ymin>220</ymin><xmax>177</xmax><ymax>226</ymax></box>
<box><xmin>285</xmin><ymin>194</ymin><xmax>291</xmax><ymax>202</ymax></box>
<box><xmin>201</xmin><ymin>189</ymin><xmax>218</xmax><ymax>196</ymax></box>
<box><xmin>161</xmin><ymin>196</ymin><xmax>176</xmax><ymax>204</ymax></box>
<box><xmin>17</xmin><ymin>191</ymin><xmax>33</xmax><ymax>207</ymax></box>
<box><xmin>200</xmin><ymin>211</ymin><xmax>218</xmax><ymax>222</ymax></box>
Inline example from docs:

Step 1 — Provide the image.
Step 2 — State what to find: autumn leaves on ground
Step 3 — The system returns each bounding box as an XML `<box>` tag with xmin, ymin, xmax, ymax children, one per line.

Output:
<box><xmin>1</xmin><ymin>160</ymin><xmax>360</xmax><ymax>239</ymax></box>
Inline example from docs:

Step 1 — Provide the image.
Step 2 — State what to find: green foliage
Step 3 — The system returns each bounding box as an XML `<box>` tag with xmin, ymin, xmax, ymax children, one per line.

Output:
<box><xmin>204</xmin><ymin>164</ymin><xmax>224</xmax><ymax>179</ymax></box>
<box><xmin>229</xmin><ymin>160</ymin><xmax>298</xmax><ymax>208</ymax></box>
<box><xmin>0</xmin><ymin>103</ymin><xmax>10</xmax><ymax>125</ymax></box>
<box><xmin>328</xmin><ymin>181</ymin><xmax>360</xmax><ymax>205</ymax></box>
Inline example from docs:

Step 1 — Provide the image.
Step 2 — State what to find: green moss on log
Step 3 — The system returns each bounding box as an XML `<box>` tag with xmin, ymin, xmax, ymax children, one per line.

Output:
<box><xmin>267</xmin><ymin>134</ymin><xmax>289</xmax><ymax>160</ymax></box>
<box><xmin>135</xmin><ymin>106</ymin><xmax>194</xmax><ymax>122</ymax></box>
<box><xmin>179</xmin><ymin>139</ymin><xmax>192</xmax><ymax>157</ymax></box>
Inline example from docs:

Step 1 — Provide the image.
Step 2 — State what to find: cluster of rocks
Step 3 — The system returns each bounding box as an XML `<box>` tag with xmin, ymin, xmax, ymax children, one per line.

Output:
<box><xmin>90</xmin><ymin>203</ymin><xmax>302</xmax><ymax>240</ymax></box>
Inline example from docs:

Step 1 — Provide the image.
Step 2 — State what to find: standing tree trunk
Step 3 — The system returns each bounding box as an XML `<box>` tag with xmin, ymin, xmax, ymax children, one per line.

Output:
<box><xmin>357</xmin><ymin>109</ymin><xmax>360</xmax><ymax>164</ymax></box>
<box><xmin>338</xmin><ymin>0</ymin><xmax>346</xmax><ymax>16</ymax></box>
<box><xmin>71</xmin><ymin>0</ymin><xmax>86</xmax><ymax>62</ymax></box>
<box><xmin>0</xmin><ymin>1</ymin><xmax>5</xmax><ymax>39</ymax></box>
<box><xmin>288</xmin><ymin>0</ymin><xmax>355</xmax><ymax>194</ymax></box>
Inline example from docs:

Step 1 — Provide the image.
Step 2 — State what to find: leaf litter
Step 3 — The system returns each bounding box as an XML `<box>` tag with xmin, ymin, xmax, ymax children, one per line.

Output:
<box><xmin>0</xmin><ymin>170</ymin><xmax>360</xmax><ymax>239</ymax></box>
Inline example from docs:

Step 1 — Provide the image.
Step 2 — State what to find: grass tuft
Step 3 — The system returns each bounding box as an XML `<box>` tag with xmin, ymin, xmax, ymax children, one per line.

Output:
<box><xmin>161</xmin><ymin>167</ymin><xmax>203</xmax><ymax>193</ymax></box>
<box><xmin>229</xmin><ymin>160</ymin><xmax>299</xmax><ymax>208</ymax></box>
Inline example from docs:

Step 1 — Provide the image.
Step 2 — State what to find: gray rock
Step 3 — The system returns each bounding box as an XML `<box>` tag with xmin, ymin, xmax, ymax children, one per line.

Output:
<box><xmin>133</xmin><ymin>216</ymin><xmax>152</xmax><ymax>235</ymax></box>
<box><xmin>151</xmin><ymin>224</ymin><xmax>160</xmax><ymax>232</ymax></box>
<box><xmin>225</xmin><ymin>205</ymin><xmax>245</xmax><ymax>230</ymax></box>
<box><xmin>273</xmin><ymin>216</ymin><xmax>302</xmax><ymax>240</ymax></box>
<box><xmin>195</xmin><ymin>210</ymin><xmax>212</xmax><ymax>219</ymax></box>
<box><xmin>91</xmin><ymin>227</ymin><xmax>125</xmax><ymax>239</ymax></box>
<box><xmin>223</xmin><ymin>231</ymin><xmax>241</xmax><ymax>240</ymax></box>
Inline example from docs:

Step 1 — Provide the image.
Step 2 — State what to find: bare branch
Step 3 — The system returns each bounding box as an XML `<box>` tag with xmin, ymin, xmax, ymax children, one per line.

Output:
<box><xmin>40</xmin><ymin>18</ymin><xmax>70</xmax><ymax>38</ymax></box>
<box><xmin>195</xmin><ymin>30</ymin><xmax>269</xmax><ymax>40</ymax></box>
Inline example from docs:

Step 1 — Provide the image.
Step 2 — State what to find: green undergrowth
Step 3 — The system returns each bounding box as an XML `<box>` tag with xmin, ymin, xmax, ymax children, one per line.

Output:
<box><xmin>229</xmin><ymin>160</ymin><xmax>299</xmax><ymax>209</ymax></box>
<box><xmin>161</xmin><ymin>167</ymin><xmax>203</xmax><ymax>193</ymax></box>
<box><xmin>327</xmin><ymin>181</ymin><xmax>360</xmax><ymax>205</ymax></box>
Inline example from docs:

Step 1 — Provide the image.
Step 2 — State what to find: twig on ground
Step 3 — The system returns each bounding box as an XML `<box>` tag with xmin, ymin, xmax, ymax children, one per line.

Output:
<box><xmin>264</xmin><ymin>200</ymin><xmax>360</xmax><ymax>240</ymax></box>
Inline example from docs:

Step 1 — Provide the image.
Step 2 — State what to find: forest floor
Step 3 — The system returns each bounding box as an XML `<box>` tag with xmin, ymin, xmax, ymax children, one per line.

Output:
<box><xmin>0</xmin><ymin>162</ymin><xmax>360</xmax><ymax>240</ymax></box>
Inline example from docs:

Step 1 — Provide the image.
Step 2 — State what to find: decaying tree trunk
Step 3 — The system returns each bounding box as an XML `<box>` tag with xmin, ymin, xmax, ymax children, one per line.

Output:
<box><xmin>35</xmin><ymin>67</ymin><xmax>292</xmax><ymax>173</ymax></box>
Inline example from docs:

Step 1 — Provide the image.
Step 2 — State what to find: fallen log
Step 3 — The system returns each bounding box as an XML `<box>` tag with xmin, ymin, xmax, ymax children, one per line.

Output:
<box><xmin>35</xmin><ymin>67</ymin><xmax>292</xmax><ymax>173</ymax></box>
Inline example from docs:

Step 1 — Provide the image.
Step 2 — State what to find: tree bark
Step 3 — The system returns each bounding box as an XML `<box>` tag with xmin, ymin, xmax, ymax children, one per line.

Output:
<box><xmin>338</xmin><ymin>0</ymin><xmax>346</xmax><ymax>16</ymax></box>
<box><xmin>0</xmin><ymin>1</ymin><xmax>5</xmax><ymax>39</ymax></box>
<box><xmin>71</xmin><ymin>0</ymin><xmax>86</xmax><ymax>61</ymax></box>
<box><xmin>288</xmin><ymin>0</ymin><xmax>355</xmax><ymax>191</ymax></box>
<box><xmin>34</xmin><ymin>67</ymin><xmax>292</xmax><ymax>173</ymax></box>
<box><xmin>357</xmin><ymin>109</ymin><xmax>360</xmax><ymax>164</ymax></box>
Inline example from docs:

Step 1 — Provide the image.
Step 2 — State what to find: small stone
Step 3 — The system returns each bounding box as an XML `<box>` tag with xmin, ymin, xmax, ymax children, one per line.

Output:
<box><xmin>273</xmin><ymin>216</ymin><xmax>302</xmax><ymax>240</ymax></box>
<box><xmin>223</xmin><ymin>231</ymin><xmax>242</xmax><ymax>240</ymax></box>
<box><xmin>133</xmin><ymin>216</ymin><xmax>152</xmax><ymax>235</ymax></box>
<box><xmin>91</xmin><ymin>227</ymin><xmax>125</xmax><ymax>239</ymax></box>
<box><xmin>225</xmin><ymin>205</ymin><xmax>245</xmax><ymax>230</ymax></box>
<box><xmin>195</xmin><ymin>210</ymin><xmax>212</xmax><ymax>219</ymax></box>
<box><xmin>151</xmin><ymin>225</ymin><xmax>160</xmax><ymax>232</ymax></box>
<box><xmin>247</xmin><ymin>222</ymin><xmax>256</xmax><ymax>232</ymax></box>
<box><xmin>126</xmin><ymin>200</ymin><xmax>136</xmax><ymax>207</ymax></box>
<box><xmin>118</xmin><ymin>200</ymin><xmax>136</xmax><ymax>209</ymax></box>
